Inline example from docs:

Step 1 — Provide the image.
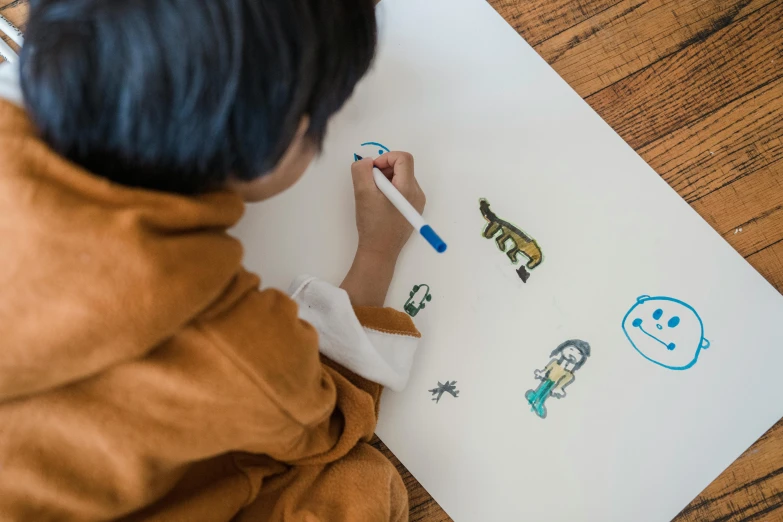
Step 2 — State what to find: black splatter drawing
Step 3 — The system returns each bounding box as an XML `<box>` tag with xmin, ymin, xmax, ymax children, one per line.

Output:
<box><xmin>429</xmin><ymin>381</ymin><xmax>459</xmax><ymax>403</ymax></box>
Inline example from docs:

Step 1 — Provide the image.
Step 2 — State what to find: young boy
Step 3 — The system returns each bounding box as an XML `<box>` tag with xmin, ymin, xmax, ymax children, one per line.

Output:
<box><xmin>0</xmin><ymin>0</ymin><xmax>425</xmax><ymax>520</ymax></box>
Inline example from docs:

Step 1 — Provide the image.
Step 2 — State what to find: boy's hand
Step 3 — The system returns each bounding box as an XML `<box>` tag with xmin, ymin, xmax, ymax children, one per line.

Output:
<box><xmin>340</xmin><ymin>152</ymin><xmax>426</xmax><ymax>307</ymax></box>
<box><xmin>351</xmin><ymin>152</ymin><xmax>426</xmax><ymax>258</ymax></box>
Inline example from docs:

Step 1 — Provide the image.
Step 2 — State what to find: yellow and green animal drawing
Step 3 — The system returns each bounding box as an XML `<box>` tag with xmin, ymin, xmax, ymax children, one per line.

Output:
<box><xmin>479</xmin><ymin>198</ymin><xmax>543</xmax><ymax>282</ymax></box>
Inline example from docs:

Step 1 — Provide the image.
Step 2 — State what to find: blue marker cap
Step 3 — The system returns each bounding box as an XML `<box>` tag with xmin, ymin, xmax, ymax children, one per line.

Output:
<box><xmin>420</xmin><ymin>225</ymin><xmax>447</xmax><ymax>253</ymax></box>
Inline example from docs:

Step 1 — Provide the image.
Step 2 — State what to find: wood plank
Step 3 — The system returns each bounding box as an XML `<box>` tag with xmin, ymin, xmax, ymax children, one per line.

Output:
<box><xmin>371</xmin><ymin>436</ymin><xmax>452</xmax><ymax>522</ymax></box>
<box><xmin>537</xmin><ymin>0</ymin><xmax>770</xmax><ymax>98</ymax></box>
<box><xmin>694</xmin><ymin>164</ymin><xmax>783</xmax><ymax>265</ymax></box>
<box><xmin>0</xmin><ymin>0</ymin><xmax>28</xmax><ymax>29</ymax></box>
<box><xmin>638</xmin><ymin>76</ymin><xmax>783</xmax><ymax>204</ymax></box>
<box><xmin>748</xmin><ymin>240</ymin><xmax>783</xmax><ymax>291</ymax></box>
<box><xmin>675</xmin><ymin>420</ymin><xmax>783</xmax><ymax>521</ymax></box>
<box><xmin>587</xmin><ymin>0</ymin><xmax>783</xmax><ymax>150</ymax></box>
<box><xmin>487</xmin><ymin>0</ymin><xmax>621</xmax><ymax>47</ymax></box>
<box><xmin>0</xmin><ymin>0</ymin><xmax>27</xmax><ymax>56</ymax></box>
<box><xmin>704</xmin><ymin>168</ymin><xmax>783</xmax><ymax>265</ymax></box>
<box><xmin>734</xmin><ymin>208</ymin><xmax>783</xmax><ymax>262</ymax></box>
<box><xmin>635</xmin><ymin>76</ymin><xmax>783</xmax><ymax>265</ymax></box>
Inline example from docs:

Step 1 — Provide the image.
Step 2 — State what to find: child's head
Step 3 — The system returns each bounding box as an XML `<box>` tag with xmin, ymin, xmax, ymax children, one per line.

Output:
<box><xmin>20</xmin><ymin>0</ymin><xmax>377</xmax><ymax>199</ymax></box>
<box><xmin>551</xmin><ymin>340</ymin><xmax>590</xmax><ymax>371</ymax></box>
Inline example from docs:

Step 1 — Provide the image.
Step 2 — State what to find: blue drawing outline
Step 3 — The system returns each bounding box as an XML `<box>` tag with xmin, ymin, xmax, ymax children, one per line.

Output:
<box><xmin>622</xmin><ymin>295</ymin><xmax>710</xmax><ymax>371</ymax></box>
<box><xmin>635</xmin><ymin>323</ymin><xmax>676</xmax><ymax>351</ymax></box>
<box><xmin>360</xmin><ymin>141</ymin><xmax>390</xmax><ymax>154</ymax></box>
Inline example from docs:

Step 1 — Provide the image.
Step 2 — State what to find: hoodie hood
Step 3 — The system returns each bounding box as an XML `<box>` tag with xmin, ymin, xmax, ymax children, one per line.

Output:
<box><xmin>0</xmin><ymin>101</ymin><xmax>245</xmax><ymax>401</ymax></box>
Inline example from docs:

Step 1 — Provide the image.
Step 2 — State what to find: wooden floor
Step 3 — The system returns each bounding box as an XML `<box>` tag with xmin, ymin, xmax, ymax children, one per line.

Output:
<box><xmin>3</xmin><ymin>0</ymin><xmax>781</xmax><ymax>520</ymax></box>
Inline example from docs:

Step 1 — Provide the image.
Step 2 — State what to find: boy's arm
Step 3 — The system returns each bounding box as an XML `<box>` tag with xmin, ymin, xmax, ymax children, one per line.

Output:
<box><xmin>309</xmin><ymin>152</ymin><xmax>425</xmax><ymax>400</ymax></box>
<box><xmin>291</xmin><ymin>275</ymin><xmax>420</xmax><ymax>400</ymax></box>
<box><xmin>260</xmin><ymin>153</ymin><xmax>424</xmax><ymax>463</ymax></box>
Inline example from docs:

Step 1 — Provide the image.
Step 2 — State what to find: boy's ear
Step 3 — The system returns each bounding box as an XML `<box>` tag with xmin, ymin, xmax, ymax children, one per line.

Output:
<box><xmin>228</xmin><ymin>116</ymin><xmax>316</xmax><ymax>202</ymax></box>
<box><xmin>296</xmin><ymin>115</ymin><xmax>311</xmax><ymax>139</ymax></box>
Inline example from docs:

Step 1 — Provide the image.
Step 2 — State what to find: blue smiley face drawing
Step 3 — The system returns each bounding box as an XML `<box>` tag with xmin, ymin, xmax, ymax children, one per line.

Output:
<box><xmin>622</xmin><ymin>295</ymin><xmax>710</xmax><ymax>370</ymax></box>
<box><xmin>356</xmin><ymin>141</ymin><xmax>390</xmax><ymax>160</ymax></box>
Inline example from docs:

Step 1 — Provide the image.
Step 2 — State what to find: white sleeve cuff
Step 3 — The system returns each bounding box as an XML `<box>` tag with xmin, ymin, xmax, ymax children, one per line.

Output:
<box><xmin>289</xmin><ymin>275</ymin><xmax>419</xmax><ymax>391</ymax></box>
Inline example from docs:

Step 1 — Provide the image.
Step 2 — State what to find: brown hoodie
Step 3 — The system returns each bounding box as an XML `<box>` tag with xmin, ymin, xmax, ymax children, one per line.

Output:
<box><xmin>0</xmin><ymin>100</ymin><xmax>419</xmax><ymax>521</ymax></box>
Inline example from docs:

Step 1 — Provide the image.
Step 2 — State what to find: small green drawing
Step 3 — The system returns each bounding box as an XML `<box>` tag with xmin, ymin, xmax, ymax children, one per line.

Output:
<box><xmin>404</xmin><ymin>284</ymin><xmax>432</xmax><ymax>317</ymax></box>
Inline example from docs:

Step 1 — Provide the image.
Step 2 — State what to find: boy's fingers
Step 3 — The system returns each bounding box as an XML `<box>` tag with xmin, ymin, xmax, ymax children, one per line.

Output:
<box><xmin>350</xmin><ymin>158</ymin><xmax>376</xmax><ymax>192</ymax></box>
<box><xmin>373</xmin><ymin>151</ymin><xmax>414</xmax><ymax>179</ymax></box>
<box><xmin>377</xmin><ymin>166</ymin><xmax>394</xmax><ymax>179</ymax></box>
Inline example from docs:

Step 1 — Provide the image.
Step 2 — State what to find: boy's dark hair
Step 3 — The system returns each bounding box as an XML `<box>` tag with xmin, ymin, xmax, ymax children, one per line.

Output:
<box><xmin>20</xmin><ymin>0</ymin><xmax>377</xmax><ymax>194</ymax></box>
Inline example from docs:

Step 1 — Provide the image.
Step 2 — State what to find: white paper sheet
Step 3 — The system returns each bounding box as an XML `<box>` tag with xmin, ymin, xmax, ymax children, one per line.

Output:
<box><xmin>233</xmin><ymin>0</ymin><xmax>783</xmax><ymax>520</ymax></box>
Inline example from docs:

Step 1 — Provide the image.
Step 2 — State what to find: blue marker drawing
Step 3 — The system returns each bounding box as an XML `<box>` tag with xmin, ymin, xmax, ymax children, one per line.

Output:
<box><xmin>362</xmin><ymin>141</ymin><xmax>391</xmax><ymax>156</ymax></box>
<box><xmin>360</xmin><ymin>141</ymin><xmax>391</xmax><ymax>157</ymax></box>
<box><xmin>622</xmin><ymin>295</ymin><xmax>710</xmax><ymax>370</ymax></box>
<box><xmin>525</xmin><ymin>340</ymin><xmax>591</xmax><ymax>419</ymax></box>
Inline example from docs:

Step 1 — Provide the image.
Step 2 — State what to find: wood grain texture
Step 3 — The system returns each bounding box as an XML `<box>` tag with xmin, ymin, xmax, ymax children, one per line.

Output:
<box><xmin>2</xmin><ymin>0</ymin><xmax>781</xmax><ymax>520</ymax></box>
<box><xmin>587</xmin><ymin>0</ymin><xmax>783</xmax><ymax>150</ymax></box>
<box><xmin>0</xmin><ymin>0</ymin><xmax>26</xmax><ymax>53</ymax></box>
<box><xmin>537</xmin><ymin>0</ymin><xmax>772</xmax><ymax>98</ymax></box>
